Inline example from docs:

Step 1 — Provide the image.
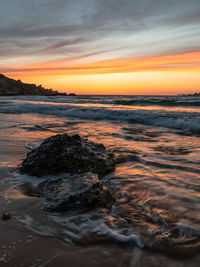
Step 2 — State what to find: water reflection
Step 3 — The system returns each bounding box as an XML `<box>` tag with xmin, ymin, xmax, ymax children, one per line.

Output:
<box><xmin>1</xmin><ymin>112</ymin><xmax>200</xmax><ymax>261</ymax></box>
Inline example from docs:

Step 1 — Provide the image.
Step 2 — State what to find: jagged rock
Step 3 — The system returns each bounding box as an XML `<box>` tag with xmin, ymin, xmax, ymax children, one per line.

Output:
<box><xmin>43</xmin><ymin>172</ymin><xmax>115</xmax><ymax>211</ymax></box>
<box><xmin>21</xmin><ymin>134</ymin><xmax>115</xmax><ymax>177</ymax></box>
<box><xmin>20</xmin><ymin>134</ymin><xmax>116</xmax><ymax>212</ymax></box>
<box><xmin>0</xmin><ymin>73</ymin><xmax>75</xmax><ymax>96</ymax></box>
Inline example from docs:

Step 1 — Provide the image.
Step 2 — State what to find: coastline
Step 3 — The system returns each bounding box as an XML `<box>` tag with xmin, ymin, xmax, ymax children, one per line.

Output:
<box><xmin>0</xmin><ymin>74</ymin><xmax>76</xmax><ymax>97</ymax></box>
<box><xmin>0</xmin><ymin>159</ymin><xmax>130</xmax><ymax>267</ymax></box>
<box><xmin>0</xmin><ymin>168</ymin><xmax>131</xmax><ymax>267</ymax></box>
<box><xmin>1</xmin><ymin>95</ymin><xmax>200</xmax><ymax>266</ymax></box>
<box><xmin>0</xmin><ymin>220</ymin><xmax>131</xmax><ymax>267</ymax></box>
<box><xmin>0</xmin><ymin>194</ymin><xmax>132</xmax><ymax>267</ymax></box>
<box><xmin>1</xmin><ymin>168</ymin><xmax>200</xmax><ymax>267</ymax></box>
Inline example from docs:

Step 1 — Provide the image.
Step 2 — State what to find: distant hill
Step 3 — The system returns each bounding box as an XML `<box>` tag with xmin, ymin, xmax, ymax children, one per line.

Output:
<box><xmin>0</xmin><ymin>74</ymin><xmax>76</xmax><ymax>96</ymax></box>
<box><xmin>178</xmin><ymin>92</ymin><xmax>200</xmax><ymax>97</ymax></box>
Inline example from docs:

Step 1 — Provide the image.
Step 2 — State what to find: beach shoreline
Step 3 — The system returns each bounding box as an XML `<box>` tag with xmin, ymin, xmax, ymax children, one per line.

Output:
<box><xmin>0</xmin><ymin>168</ymin><xmax>132</xmax><ymax>267</ymax></box>
<box><xmin>0</xmin><ymin>160</ymin><xmax>133</xmax><ymax>267</ymax></box>
<box><xmin>1</xmin><ymin>95</ymin><xmax>200</xmax><ymax>266</ymax></box>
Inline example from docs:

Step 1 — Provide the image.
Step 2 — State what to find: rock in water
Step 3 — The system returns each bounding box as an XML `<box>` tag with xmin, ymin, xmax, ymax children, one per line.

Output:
<box><xmin>20</xmin><ymin>134</ymin><xmax>116</xmax><ymax>211</ymax></box>
<box><xmin>21</xmin><ymin>134</ymin><xmax>115</xmax><ymax>177</ymax></box>
<box><xmin>43</xmin><ymin>172</ymin><xmax>115</xmax><ymax>211</ymax></box>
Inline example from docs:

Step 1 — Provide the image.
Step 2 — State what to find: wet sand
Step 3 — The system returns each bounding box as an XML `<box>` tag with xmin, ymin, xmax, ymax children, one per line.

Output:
<box><xmin>1</xmin><ymin>214</ymin><xmax>200</xmax><ymax>267</ymax></box>
<box><xmin>0</xmin><ymin>205</ymin><xmax>131</xmax><ymax>267</ymax></box>
<box><xmin>0</xmin><ymin>168</ymin><xmax>133</xmax><ymax>267</ymax></box>
<box><xmin>1</xmin><ymin>181</ymin><xmax>200</xmax><ymax>267</ymax></box>
<box><xmin>1</xmin><ymin>103</ymin><xmax>200</xmax><ymax>266</ymax></box>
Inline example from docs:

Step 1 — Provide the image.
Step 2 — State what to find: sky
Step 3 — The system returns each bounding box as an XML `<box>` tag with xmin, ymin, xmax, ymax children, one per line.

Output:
<box><xmin>0</xmin><ymin>0</ymin><xmax>200</xmax><ymax>94</ymax></box>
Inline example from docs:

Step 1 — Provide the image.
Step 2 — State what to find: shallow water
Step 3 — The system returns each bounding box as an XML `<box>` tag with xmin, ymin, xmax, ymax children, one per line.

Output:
<box><xmin>1</xmin><ymin>95</ymin><xmax>200</xmax><ymax>266</ymax></box>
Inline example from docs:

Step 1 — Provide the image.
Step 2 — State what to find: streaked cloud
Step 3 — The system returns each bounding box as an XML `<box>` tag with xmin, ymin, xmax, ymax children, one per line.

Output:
<box><xmin>1</xmin><ymin>1</ymin><xmax>200</xmax><ymax>59</ymax></box>
<box><xmin>0</xmin><ymin>0</ymin><xmax>200</xmax><ymax>94</ymax></box>
<box><xmin>2</xmin><ymin>51</ymin><xmax>200</xmax><ymax>76</ymax></box>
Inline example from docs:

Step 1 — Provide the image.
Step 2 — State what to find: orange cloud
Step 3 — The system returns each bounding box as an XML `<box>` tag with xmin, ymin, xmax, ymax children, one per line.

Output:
<box><xmin>2</xmin><ymin>51</ymin><xmax>200</xmax><ymax>76</ymax></box>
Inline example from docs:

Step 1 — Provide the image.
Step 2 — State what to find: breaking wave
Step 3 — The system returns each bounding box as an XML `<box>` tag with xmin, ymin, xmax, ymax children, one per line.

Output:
<box><xmin>0</xmin><ymin>97</ymin><xmax>200</xmax><ymax>132</ymax></box>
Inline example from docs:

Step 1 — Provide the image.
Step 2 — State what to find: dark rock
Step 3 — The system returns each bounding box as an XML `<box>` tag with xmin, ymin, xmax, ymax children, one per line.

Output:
<box><xmin>68</xmin><ymin>93</ymin><xmax>76</xmax><ymax>96</ymax></box>
<box><xmin>43</xmin><ymin>172</ymin><xmax>115</xmax><ymax>211</ymax></box>
<box><xmin>0</xmin><ymin>73</ymin><xmax>74</xmax><ymax>96</ymax></box>
<box><xmin>20</xmin><ymin>134</ymin><xmax>116</xmax><ymax>212</ymax></box>
<box><xmin>21</xmin><ymin>133</ymin><xmax>115</xmax><ymax>177</ymax></box>
<box><xmin>2</xmin><ymin>212</ymin><xmax>12</xmax><ymax>221</ymax></box>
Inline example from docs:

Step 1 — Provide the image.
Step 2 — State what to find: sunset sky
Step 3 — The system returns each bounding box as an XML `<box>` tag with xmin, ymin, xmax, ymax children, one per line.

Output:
<box><xmin>0</xmin><ymin>0</ymin><xmax>200</xmax><ymax>94</ymax></box>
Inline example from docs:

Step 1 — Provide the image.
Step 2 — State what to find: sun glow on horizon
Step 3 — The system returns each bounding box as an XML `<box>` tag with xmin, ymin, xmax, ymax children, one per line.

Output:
<box><xmin>2</xmin><ymin>51</ymin><xmax>200</xmax><ymax>95</ymax></box>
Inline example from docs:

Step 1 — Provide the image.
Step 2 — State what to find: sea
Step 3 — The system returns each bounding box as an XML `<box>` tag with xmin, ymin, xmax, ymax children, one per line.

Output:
<box><xmin>0</xmin><ymin>94</ymin><xmax>200</xmax><ymax>266</ymax></box>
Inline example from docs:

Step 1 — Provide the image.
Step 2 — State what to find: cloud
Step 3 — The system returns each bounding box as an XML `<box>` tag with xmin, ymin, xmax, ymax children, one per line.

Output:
<box><xmin>0</xmin><ymin>0</ymin><xmax>200</xmax><ymax>68</ymax></box>
<box><xmin>2</xmin><ymin>51</ymin><xmax>200</xmax><ymax>77</ymax></box>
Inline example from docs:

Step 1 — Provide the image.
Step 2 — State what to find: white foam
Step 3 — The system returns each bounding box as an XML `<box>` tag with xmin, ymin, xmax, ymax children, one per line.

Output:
<box><xmin>1</xmin><ymin>98</ymin><xmax>200</xmax><ymax>131</ymax></box>
<box><xmin>13</xmin><ymin>171</ymin><xmax>69</xmax><ymax>187</ymax></box>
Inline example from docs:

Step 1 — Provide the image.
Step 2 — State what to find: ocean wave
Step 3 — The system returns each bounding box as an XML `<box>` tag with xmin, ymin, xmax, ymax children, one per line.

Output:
<box><xmin>1</xmin><ymin>95</ymin><xmax>200</xmax><ymax>108</ymax></box>
<box><xmin>0</xmin><ymin>95</ymin><xmax>114</xmax><ymax>105</ymax></box>
<box><xmin>1</xmin><ymin>99</ymin><xmax>200</xmax><ymax>132</ymax></box>
<box><xmin>114</xmin><ymin>98</ymin><xmax>200</xmax><ymax>107</ymax></box>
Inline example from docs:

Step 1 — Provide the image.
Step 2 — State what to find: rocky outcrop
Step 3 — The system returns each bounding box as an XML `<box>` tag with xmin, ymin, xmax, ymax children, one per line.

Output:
<box><xmin>0</xmin><ymin>74</ymin><xmax>76</xmax><ymax>96</ymax></box>
<box><xmin>20</xmin><ymin>134</ymin><xmax>116</xmax><ymax>211</ymax></box>
<box><xmin>18</xmin><ymin>172</ymin><xmax>115</xmax><ymax>211</ymax></box>
<box><xmin>43</xmin><ymin>172</ymin><xmax>115</xmax><ymax>211</ymax></box>
<box><xmin>21</xmin><ymin>134</ymin><xmax>115</xmax><ymax>177</ymax></box>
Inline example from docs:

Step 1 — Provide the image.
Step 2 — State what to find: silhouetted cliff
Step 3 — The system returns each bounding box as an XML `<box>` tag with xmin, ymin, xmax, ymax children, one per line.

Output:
<box><xmin>0</xmin><ymin>74</ymin><xmax>74</xmax><ymax>96</ymax></box>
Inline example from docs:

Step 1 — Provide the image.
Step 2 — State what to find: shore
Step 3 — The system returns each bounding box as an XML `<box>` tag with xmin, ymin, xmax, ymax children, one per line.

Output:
<box><xmin>0</xmin><ymin>169</ymin><xmax>132</xmax><ymax>267</ymax></box>
<box><xmin>1</xmin><ymin>211</ymin><xmax>200</xmax><ymax>267</ymax></box>
<box><xmin>0</xmin><ymin>192</ymin><xmax>131</xmax><ymax>267</ymax></box>
<box><xmin>1</xmin><ymin>95</ymin><xmax>200</xmax><ymax>266</ymax></box>
<box><xmin>0</xmin><ymin>221</ymin><xmax>131</xmax><ymax>267</ymax></box>
<box><xmin>1</xmin><ymin>168</ymin><xmax>200</xmax><ymax>267</ymax></box>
